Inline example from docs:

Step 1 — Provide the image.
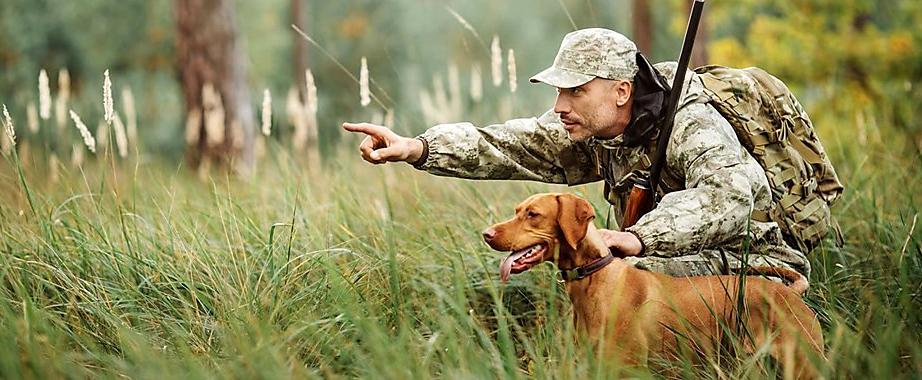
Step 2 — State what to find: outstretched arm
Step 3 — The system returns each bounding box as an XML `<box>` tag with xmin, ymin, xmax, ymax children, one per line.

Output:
<box><xmin>343</xmin><ymin>110</ymin><xmax>601</xmax><ymax>185</ymax></box>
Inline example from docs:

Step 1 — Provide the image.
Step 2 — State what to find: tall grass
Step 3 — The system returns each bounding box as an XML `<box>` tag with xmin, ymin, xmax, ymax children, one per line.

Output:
<box><xmin>0</xmin><ymin>104</ymin><xmax>920</xmax><ymax>379</ymax></box>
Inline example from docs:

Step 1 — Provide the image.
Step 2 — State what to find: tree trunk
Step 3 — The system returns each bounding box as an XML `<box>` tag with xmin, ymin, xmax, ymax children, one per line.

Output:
<box><xmin>686</xmin><ymin>0</ymin><xmax>708</xmax><ymax>68</ymax></box>
<box><xmin>292</xmin><ymin>0</ymin><xmax>308</xmax><ymax>93</ymax></box>
<box><xmin>175</xmin><ymin>0</ymin><xmax>254</xmax><ymax>175</ymax></box>
<box><xmin>632</xmin><ymin>0</ymin><xmax>653</xmax><ymax>55</ymax></box>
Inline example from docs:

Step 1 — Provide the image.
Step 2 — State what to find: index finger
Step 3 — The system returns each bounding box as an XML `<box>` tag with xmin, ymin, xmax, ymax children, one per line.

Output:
<box><xmin>342</xmin><ymin>122</ymin><xmax>388</xmax><ymax>137</ymax></box>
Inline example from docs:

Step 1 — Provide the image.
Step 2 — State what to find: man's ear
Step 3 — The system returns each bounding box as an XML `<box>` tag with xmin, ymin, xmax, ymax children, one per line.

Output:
<box><xmin>556</xmin><ymin>194</ymin><xmax>596</xmax><ymax>250</ymax></box>
<box><xmin>615</xmin><ymin>80</ymin><xmax>633</xmax><ymax>107</ymax></box>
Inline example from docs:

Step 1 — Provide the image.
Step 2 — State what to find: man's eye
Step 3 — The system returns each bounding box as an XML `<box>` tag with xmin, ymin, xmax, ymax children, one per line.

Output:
<box><xmin>572</xmin><ymin>87</ymin><xmax>582</xmax><ymax>94</ymax></box>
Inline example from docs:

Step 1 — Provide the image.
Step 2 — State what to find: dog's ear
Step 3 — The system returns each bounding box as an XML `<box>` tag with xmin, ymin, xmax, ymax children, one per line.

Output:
<box><xmin>556</xmin><ymin>194</ymin><xmax>596</xmax><ymax>250</ymax></box>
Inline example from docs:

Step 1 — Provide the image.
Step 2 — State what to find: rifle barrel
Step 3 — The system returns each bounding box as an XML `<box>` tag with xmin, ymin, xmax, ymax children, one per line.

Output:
<box><xmin>647</xmin><ymin>0</ymin><xmax>705</xmax><ymax>197</ymax></box>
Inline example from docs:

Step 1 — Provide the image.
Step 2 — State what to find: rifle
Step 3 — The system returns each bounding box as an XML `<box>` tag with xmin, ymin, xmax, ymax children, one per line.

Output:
<box><xmin>621</xmin><ymin>0</ymin><xmax>706</xmax><ymax>230</ymax></box>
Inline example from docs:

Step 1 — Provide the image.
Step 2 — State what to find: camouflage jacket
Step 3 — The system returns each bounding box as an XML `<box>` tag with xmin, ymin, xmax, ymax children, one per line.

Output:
<box><xmin>414</xmin><ymin>62</ymin><xmax>810</xmax><ymax>273</ymax></box>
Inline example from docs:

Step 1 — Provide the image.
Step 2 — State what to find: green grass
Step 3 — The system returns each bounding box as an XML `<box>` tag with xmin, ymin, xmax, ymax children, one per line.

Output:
<box><xmin>0</xmin><ymin>119</ymin><xmax>920</xmax><ymax>379</ymax></box>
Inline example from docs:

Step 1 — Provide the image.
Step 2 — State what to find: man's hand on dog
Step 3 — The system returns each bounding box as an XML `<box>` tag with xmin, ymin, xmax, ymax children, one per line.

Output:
<box><xmin>598</xmin><ymin>229</ymin><xmax>643</xmax><ymax>257</ymax></box>
<box><xmin>342</xmin><ymin>122</ymin><xmax>423</xmax><ymax>164</ymax></box>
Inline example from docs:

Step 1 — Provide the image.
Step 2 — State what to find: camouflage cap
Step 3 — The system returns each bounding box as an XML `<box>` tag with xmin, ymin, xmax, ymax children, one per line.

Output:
<box><xmin>530</xmin><ymin>28</ymin><xmax>639</xmax><ymax>88</ymax></box>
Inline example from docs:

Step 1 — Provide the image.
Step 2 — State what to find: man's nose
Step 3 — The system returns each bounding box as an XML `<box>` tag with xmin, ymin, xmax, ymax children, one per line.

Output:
<box><xmin>482</xmin><ymin>227</ymin><xmax>497</xmax><ymax>242</ymax></box>
<box><xmin>553</xmin><ymin>92</ymin><xmax>570</xmax><ymax>114</ymax></box>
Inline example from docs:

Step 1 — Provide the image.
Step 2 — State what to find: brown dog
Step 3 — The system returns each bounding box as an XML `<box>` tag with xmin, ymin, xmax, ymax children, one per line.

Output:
<box><xmin>483</xmin><ymin>193</ymin><xmax>825</xmax><ymax>378</ymax></box>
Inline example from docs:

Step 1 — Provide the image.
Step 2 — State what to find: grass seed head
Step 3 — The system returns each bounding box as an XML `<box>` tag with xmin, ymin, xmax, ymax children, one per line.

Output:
<box><xmin>69</xmin><ymin>109</ymin><xmax>96</xmax><ymax>153</ymax></box>
<box><xmin>261</xmin><ymin>89</ymin><xmax>272</xmax><ymax>136</ymax></box>
<box><xmin>26</xmin><ymin>102</ymin><xmax>38</xmax><ymax>134</ymax></box>
<box><xmin>305</xmin><ymin>69</ymin><xmax>318</xmax><ymax>114</ymax></box>
<box><xmin>113</xmin><ymin>113</ymin><xmax>128</xmax><ymax>158</ymax></box>
<box><xmin>39</xmin><ymin>70</ymin><xmax>51</xmax><ymax>120</ymax></box>
<box><xmin>1</xmin><ymin>104</ymin><xmax>14</xmax><ymax>153</ymax></box>
<box><xmin>121</xmin><ymin>86</ymin><xmax>137</xmax><ymax>146</ymax></box>
<box><xmin>507</xmin><ymin>49</ymin><xmax>517</xmax><ymax>93</ymax></box>
<box><xmin>103</xmin><ymin>70</ymin><xmax>114</xmax><ymax>124</ymax></box>
<box><xmin>360</xmin><ymin>57</ymin><xmax>371</xmax><ymax>107</ymax></box>
<box><xmin>55</xmin><ymin>69</ymin><xmax>71</xmax><ymax>130</ymax></box>
<box><xmin>491</xmin><ymin>35</ymin><xmax>503</xmax><ymax>87</ymax></box>
<box><xmin>96</xmin><ymin>119</ymin><xmax>109</xmax><ymax>149</ymax></box>
<box><xmin>470</xmin><ymin>63</ymin><xmax>483</xmax><ymax>102</ymax></box>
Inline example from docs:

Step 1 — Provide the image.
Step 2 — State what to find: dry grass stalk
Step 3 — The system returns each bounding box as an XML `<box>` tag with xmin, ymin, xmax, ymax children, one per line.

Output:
<box><xmin>71</xmin><ymin>142</ymin><xmax>84</xmax><ymax>167</ymax></box>
<box><xmin>103</xmin><ymin>70</ymin><xmax>114</xmax><ymax>124</ymax></box>
<box><xmin>491</xmin><ymin>35</ymin><xmax>503</xmax><ymax>87</ymax></box>
<box><xmin>1</xmin><ymin>104</ymin><xmax>14</xmax><ymax>154</ymax></box>
<box><xmin>113</xmin><ymin>114</ymin><xmax>128</xmax><ymax>158</ymax></box>
<box><xmin>55</xmin><ymin>69</ymin><xmax>70</xmax><ymax>130</ymax></box>
<box><xmin>121</xmin><ymin>86</ymin><xmax>137</xmax><ymax>147</ymax></box>
<box><xmin>39</xmin><ymin>69</ymin><xmax>51</xmax><ymax>120</ymax></box>
<box><xmin>261</xmin><ymin>89</ymin><xmax>272</xmax><ymax>136</ymax></box>
<box><xmin>69</xmin><ymin>109</ymin><xmax>96</xmax><ymax>153</ymax></box>
<box><xmin>507</xmin><ymin>49</ymin><xmax>517</xmax><ymax>93</ymax></box>
<box><xmin>184</xmin><ymin>107</ymin><xmax>202</xmax><ymax>145</ymax></box>
<box><xmin>470</xmin><ymin>64</ymin><xmax>483</xmax><ymax>102</ymax></box>
<box><xmin>445</xmin><ymin>6</ymin><xmax>482</xmax><ymax>42</ymax></box>
<box><xmin>26</xmin><ymin>102</ymin><xmax>38</xmax><ymax>134</ymax></box>
<box><xmin>201</xmin><ymin>83</ymin><xmax>225</xmax><ymax>147</ymax></box>
<box><xmin>360</xmin><ymin>57</ymin><xmax>371</xmax><ymax>107</ymax></box>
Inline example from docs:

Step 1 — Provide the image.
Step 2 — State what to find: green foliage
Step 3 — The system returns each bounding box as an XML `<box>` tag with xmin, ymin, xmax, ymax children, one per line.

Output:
<box><xmin>708</xmin><ymin>0</ymin><xmax>922</xmax><ymax>150</ymax></box>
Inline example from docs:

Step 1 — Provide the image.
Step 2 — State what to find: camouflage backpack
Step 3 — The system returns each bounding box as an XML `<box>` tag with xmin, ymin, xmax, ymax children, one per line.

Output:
<box><xmin>693</xmin><ymin>65</ymin><xmax>844</xmax><ymax>253</ymax></box>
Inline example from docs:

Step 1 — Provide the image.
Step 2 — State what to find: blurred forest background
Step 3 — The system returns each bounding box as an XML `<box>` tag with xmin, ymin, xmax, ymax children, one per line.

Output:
<box><xmin>1</xmin><ymin>0</ymin><xmax>921</xmax><ymax>378</ymax></box>
<box><xmin>1</xmin><ymin>0</ymin><xmax>920</xmax><ymax>166</ymax></box>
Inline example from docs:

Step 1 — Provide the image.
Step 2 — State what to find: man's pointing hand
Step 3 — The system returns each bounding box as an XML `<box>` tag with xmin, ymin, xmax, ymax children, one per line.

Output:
<box><xmin>342</xmin><ymin>122</ymin><xmax>424</xmax><ymax>164</ymax></box>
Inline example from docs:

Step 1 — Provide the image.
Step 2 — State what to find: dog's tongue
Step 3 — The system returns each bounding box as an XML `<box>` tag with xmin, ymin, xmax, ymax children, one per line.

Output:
<box><xmin>499</xmin><ymin>249</ymin><xmax>529</xmax><ymax>283</ymax></box>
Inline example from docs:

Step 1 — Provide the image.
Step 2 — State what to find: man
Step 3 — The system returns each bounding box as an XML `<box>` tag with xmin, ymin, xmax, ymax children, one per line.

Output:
<box><xmin>342</xmin><ymin>28</ymin><xmax>811</xmax><ymax>278</ymax></box>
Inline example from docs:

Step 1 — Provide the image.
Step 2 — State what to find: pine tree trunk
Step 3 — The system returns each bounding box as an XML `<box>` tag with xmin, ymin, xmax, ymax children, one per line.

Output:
<box><xmin>292</xmin><ymin>0</ymin><xmax>308</xmax><ymax>92</ymax></box>
<box><xmin>686</xmin><ymin>0</ymin><xmax>709</xmax><ymax>68</ymax></box>
<box><xmin>632</xmin><ymin>0</ymin><xmax>653</xmax><ymax>55</ymax></box>
<box><xmin>175</xmin><ymin>0</ymin><xmax>254</xmax><ymax>175</ymax></box>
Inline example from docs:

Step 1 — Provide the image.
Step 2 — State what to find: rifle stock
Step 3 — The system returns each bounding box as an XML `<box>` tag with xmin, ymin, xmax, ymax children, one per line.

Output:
<box><xmin>621</xmin><ymin>181</ymin><xmax>654</xmax><ymax>229</ymax></box>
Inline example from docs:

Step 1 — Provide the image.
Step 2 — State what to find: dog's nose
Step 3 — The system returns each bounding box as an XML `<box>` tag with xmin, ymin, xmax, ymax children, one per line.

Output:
<box><xmin>482</xmin><ymin>228</ymin><xmax>497</xmax><ymax>242</ymax></box>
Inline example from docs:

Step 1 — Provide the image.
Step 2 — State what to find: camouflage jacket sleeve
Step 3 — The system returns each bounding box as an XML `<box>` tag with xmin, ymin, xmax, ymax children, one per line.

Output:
<box><xmin>625</xmin><ymin>102</ymin><xmax>771</xmax><ymax>256</ymax></box>
<box><xmin>413</xmin><ymin>110</ymin><xmax>601</xmax><ymax>185</ymax></box>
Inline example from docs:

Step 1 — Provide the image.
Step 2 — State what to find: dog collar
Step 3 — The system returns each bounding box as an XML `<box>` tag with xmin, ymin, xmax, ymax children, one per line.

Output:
<box><xmin>559</xmin><ymin>253</ymin><xmax>615</xmax><ymax>282</ymax></box>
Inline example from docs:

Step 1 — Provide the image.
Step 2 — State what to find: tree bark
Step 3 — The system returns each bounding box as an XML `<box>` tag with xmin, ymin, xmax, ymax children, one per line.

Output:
<box><xmin>292</xmin><ymin>0</ymin><xmax>308</xmax><ymax>93</ymax></box>
<box><xmin>175</xmin><ymin>0</ymin><xmax>254</xmax><ymax>175</ymax></box>
<box><xmin>632</xmin><ymin>0</ymin><xmax>653</xmax><ymax>55</ymax></box>
<box><xmin>686</xmin><ymin>0</ymin><xmax>708</xmax><ymax>68</ymax></box>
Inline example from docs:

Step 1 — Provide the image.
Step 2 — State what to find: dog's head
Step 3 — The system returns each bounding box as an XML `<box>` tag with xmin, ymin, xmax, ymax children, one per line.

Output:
<box><xmin>482</xmin><ymin>193</ymin><xmax>596</xmax><ymax>282</ymax></box>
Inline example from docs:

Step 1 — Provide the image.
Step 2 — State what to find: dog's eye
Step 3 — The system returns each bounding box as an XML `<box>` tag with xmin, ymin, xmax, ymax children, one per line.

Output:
<box><xmin>526</xmin><ymin>211</ymin><xmax>540</xmax><ymax>218</ymax></box>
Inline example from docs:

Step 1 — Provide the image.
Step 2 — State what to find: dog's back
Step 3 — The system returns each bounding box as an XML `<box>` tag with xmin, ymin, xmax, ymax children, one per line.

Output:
<box><xmin>638</xmin><ymin>268</ymin><xmax>825</xmax><ymax>378</ymax></box>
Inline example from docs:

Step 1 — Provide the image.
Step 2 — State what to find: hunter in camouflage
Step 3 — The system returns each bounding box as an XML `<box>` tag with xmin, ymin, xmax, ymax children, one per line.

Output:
<box><xmin>343</xmin><ymin>28</ymin><xmax>811</xmax><ymax>278</ymax></box>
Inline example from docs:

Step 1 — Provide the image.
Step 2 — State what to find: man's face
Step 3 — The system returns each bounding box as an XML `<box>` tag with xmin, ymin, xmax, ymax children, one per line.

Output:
<box><xmin>553</xmin><ymin>78</ymin><xmax>632</xmax><ymax>142</ymax></box>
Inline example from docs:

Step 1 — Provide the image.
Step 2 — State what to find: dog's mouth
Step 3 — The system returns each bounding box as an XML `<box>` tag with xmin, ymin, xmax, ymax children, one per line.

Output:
<box><xmin>499</xmin><ymin>243</ymin><xmax>548</xmax><ymax>282</ymax></box>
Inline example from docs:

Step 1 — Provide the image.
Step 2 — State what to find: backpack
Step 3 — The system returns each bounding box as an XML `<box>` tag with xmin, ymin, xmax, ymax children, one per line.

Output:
<box><xmin>693</xmin><ymin>65</ymin><xmax>844</xmax><ymax>253</ymax></box>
